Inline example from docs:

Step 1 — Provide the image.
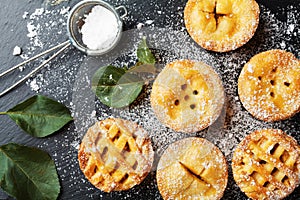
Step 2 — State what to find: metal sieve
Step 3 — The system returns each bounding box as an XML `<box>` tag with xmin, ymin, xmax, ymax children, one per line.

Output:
<box><xmin>0</xmin><ymin>0</ymin><xmax>127</xmax><ymax>97</ymax></box>
<box><xmin>67</xmin><ymin>0</ymin><xmax>127</xmax><ymax>56</ymax></box>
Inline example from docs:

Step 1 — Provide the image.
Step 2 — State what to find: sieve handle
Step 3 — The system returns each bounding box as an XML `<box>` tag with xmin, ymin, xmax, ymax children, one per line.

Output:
<box><xmin>0</xmin><ymin>41</ymin><xmax>70</xmax><ymax>78</ymax></box>
<box><xmin>0</xmin><ymin>41</ymin><xmax>71</xmax><ymax>97</ymax></box>
<box><xmin>115</xmin><ymin>5</ymin><xmax>128</xmax><ymax>19</ymax></box>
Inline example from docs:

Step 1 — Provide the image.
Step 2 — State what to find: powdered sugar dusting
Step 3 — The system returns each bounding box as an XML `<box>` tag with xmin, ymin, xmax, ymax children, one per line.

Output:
<box><xmin>17</xmin><ymin>2</ymin><xmax>300</xmax><ymax>199</ymax></box>
<box><xmin>238</xmin><ymin>49</ymin><xmax>300</xmax><ymax>122</ymax></box>
<box><xmin>81</xmin><ymin>5</ymin><xmax>119</xmax><ymax>50</ymax></box>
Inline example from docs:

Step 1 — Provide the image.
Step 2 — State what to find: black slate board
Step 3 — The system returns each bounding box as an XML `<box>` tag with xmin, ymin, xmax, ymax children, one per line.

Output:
<box><xmin>0</xmin><ymin>0</ymin><xmax>299</xmax><ymax>200</ymax></box>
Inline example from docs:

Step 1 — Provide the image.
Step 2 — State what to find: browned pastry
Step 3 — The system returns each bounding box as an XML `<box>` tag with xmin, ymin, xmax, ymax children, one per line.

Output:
<box><xmin>184</xmin><ymin>0</ymin><xmax>260</xmax><ymax>52</ymax></box>
<box><xmin>78</xmin><ymin>118</ymin><xmax>154</xmax><ymax>192</ymax></box>
<box><xmin>156</xmin><ymin>137</ymin><xmax>228</xmax><ymax>199</ymax></box>
<box><xmin>232</xmin><ymin>129</ymin><xmax>300</xmax><ymax>200</ymax></box>
<box><xmin>150</xmin><ymin>59</ymin><xmax>224</xmax><ymax>133</ymax></box>
<box><xmin>238</xmin><ymin>49</ymin><xmax>300</xmax><ymax>122</ymax></box>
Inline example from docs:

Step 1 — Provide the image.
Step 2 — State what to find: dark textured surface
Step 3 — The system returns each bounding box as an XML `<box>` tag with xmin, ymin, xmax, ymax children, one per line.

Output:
<box><xmin>0</xmin><ymin>0</ymin><xmax>299</xmax><ymax>200</ymax></box>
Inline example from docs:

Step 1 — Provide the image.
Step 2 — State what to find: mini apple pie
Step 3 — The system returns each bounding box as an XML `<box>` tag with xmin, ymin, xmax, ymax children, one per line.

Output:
<box><xmin>157</xmin><ymin>137</ymin><xmax>228</xmax><ymax>199</ymax></box>
<box><xmin>150</xmin><ymin>59</ymin><xmax>224</xmax><ymax>133</ymax></box>
<box><xmin>232</xmin><ymin>129</ymin><xmax>300</xmax><ymax>200</ymax></box>
<box><xmin>78</xmin><ymin>118</ymin><xmax>154</xmax><ymax>192</ymax></box>
<box><xmin>238</xmin><ymin>49</ymin><xmax>300</xmax><ymax>122</ymax></box>
<box><xmin>184</xmin><ymin>0</ymin><xmax>260</xmax><ymax>52</ymax></box>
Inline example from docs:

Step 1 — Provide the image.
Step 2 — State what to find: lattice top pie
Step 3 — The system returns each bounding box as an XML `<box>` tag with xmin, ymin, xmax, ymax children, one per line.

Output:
<box><xmin>238</xmin><ymin>49</ymin><xmax>300</xmax><ymax>122</ymax></box>
<box><xmin>184</xmin><ymin>0</ymin><xmax>260</xmax><ymax>52</ymax></box>
<box><xmin>78</xmin><ymin>118</ymin><xmax>154</xmax><ymax>192</ymax></box>
<box><xmin>232</xmin><ymin>129</ymin><xmax>300</xmax><ymax>200</ymax></box>
<box><xmin>157</xmin><ymin>137</ymin><xmax>228</xmax><ymax>199</ymax></box>
<box><xmin>150</xmin><ymin>60</ymin><xmax>224</xmax><ymax>133</ymax></box>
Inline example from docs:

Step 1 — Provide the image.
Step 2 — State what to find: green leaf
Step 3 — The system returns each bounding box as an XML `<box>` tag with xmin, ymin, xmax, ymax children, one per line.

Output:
<box><xmin>3</xmin><ymin>95</ymin><xmax>73</xmax><ymax>137</ymax></box>
<box><xmin>91</xmin><ymin>38</ymin><xmax>157</xmax><ymax>108</ymax></box>
<box><xmin>126</xmin><ymin>63</ymin><xmax>158</xmax><ymax>74</ymax></box>
<box><xmin>92</xmin><ymin>65</ymin><xmax>144</xmax><ymax>108</ymax></box>
<box><xmin>137</xmin><ymin>38</ymin><xmax>156</xmax><ymax>64</ymax></box>
<box><xmin>0</xmin><ymin>143</ymin><xmax>60</xmax><ymax>200</ymax></box>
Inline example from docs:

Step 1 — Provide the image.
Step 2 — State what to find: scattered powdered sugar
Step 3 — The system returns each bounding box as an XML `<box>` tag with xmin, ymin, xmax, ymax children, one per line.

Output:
<box><xmin>247</xmin><ymin>63</ymin><xmax>254</xmax><ymax>73</ymax></box>
<box><xmin>22</xmin><ymin>11</ymin><xmax>29</xmax><ymax>19</ymax></box>
<box><xmin>20</xmin><ymin>4</ymin><xmax>85</xmax><ymax>104</ymax></box>
<box><xmin>12</xmin><ymin>46</ymin><xmax>22</xmax><ymax>56</ymax></box>
<box><xmin>29</xmin><ymin>78</ymin><xmax>40</xmax><ymax>92</ymax></box>
<box><xmin>46</xmin><ymin>0</ymin><xmax>69</xmax><ymax>6</ymax></box>
<box><xmin>17</xmin><ymin>2</ymin><xmax>300</xmax><ymax>200</ymax></box>
<box><xmin>136</xmin><ymin>22</ymin><xmax>144</xmax><ymax>30</ymax></box>
<box><xmin>26</xmin><ymin>8</ymin><xmax>46</xmax><ymax>48</ymax></box>
<box><xmin>145</xmin><ymin>20</ymin><xmax>154</xmax><ymax>25</ymax></box>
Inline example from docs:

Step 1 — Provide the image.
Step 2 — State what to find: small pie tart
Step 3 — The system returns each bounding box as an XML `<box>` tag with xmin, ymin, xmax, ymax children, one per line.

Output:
<box><xmin>78</xmin><ymin>118</ymin><xmax>154</xmax><ymax>192</ymax></box>
<box><xmin>156</xmin><ymin>137</ymin><xmax>228</xmax><ymax>200</ymax></box>
<box><xmin>150</xmin><ymin>59</ymin><xmax>224</xmax><ymax>133</ymax></box>
<box><xmin>232</xmin><ymin>129</ymin><xmax>300</xmax><ymax>200</ymax></box>
<box><xmin>238</xmin><ymin>49</ymin><xmax>300</xmax><ymax>122</ymax></box>
<box><xmin>184</xmin><ymin>0</ymin><xmax>260</xmax><ymax>52</ymax></box>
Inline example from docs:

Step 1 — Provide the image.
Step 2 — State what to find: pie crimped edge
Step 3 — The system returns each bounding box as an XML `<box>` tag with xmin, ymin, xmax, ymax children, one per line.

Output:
<box><xmin>184</xmin><ymin>0</ymin><xmax>260</xmax><ymax>52</ymax></box>
<box><xmin>238</xmin><ymin>49</ymin><xmax>300</xmax><ymax>122</ymax></box>
<box><xmin>156</xmin><ymin>137</ymin><xmax>228</xmax><ymax>200</ymax></box>
<box><xmin>232</xmin><ymin>129</ymin><xmax>300</xmax><ymax>200</ymax></box>
<box><xmin>150</xmin><ymin>59</ymin><xmax>224</xmax><ymax>133</ymax></box>
<box><xmin>78</xmin><ymin>118</ymin><xmax>154</xmax><ymax>192</ymax></box>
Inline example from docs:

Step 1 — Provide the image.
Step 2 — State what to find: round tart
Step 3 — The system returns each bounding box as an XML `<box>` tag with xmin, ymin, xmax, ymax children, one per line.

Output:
<box><xmin>150</xmin><ymin>59</ymin><xmax>224</xmax><ymax>133</ymax></box>
<box><xmin>78</xmin><ymin>118</ymin><xmax>154</xmax><ymax>192</ymax></box>
<box><xmin>232</xmin><ymin>129</ymin><xmax>300</xmax><ymax>200</ymax></box>
<box><xmin>184</xmin><ymin>0</ymin><xmax>260</xmax><ymax>52</ymax></box>
<box><xmin>156</xmin><ymin>137</ymin><xmax>228</xmax><ymax>200</ymax></box>
<box><xmin>238</xmin><ymin>49</ymin><xmax>300</xmax><ymax>122</ymax></box>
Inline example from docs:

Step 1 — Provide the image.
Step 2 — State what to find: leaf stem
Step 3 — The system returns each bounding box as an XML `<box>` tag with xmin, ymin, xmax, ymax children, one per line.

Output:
<box><xmin>0</xmin><ymin>112</ymin><xmax>7</xmax><ymax>115</ymax></box>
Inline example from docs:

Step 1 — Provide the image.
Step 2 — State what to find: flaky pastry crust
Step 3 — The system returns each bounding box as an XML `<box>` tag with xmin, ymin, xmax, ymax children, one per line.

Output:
<box><xmin>150</xmin><ymin>59</ymin><xmax>224</xmax><ymax>133</ymax></box>
<box><xmin>232</xmin><ymin>129</ymin><xmax>300</xmax><ymax>200</ymax></box>
<box><xmin>78</xmin><ymin>118</ymin><xmax>154</xmax><ymax>192</ymax></box>
<box><xmin>157</xmin><ymin>137</ymin><xmax>228</xmax><ymax>200</ymax></box>
<box><xmin>238</xmin><ymin>49</ymin><xmax>300</xmax><ymax>122</ymax></box>
<box><xmin>184</xmin><ymin>0</ymin><xmax>260</xmax><ymax>52</ymax></box>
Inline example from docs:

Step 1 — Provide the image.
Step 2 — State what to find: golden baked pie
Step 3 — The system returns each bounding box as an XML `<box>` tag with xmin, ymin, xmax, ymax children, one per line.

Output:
<box><xmin>78</xmin><ymin>118</ymin><xmax>154</xmax><ymax>192</ymax></box>
<box><xmin>184</xmin><ymin>0</ymin><xmax>260</xmax><ymax>52</ymax></box>
<box><xmin>150</xmin><ymin>59</ymin><xmax>224</xmax><ymax>133</ymax></box>
<box><xmin>232</xmin><ymin>129</ymin><xmax>300</xmax><ymax>200</ymax></box>
<box><xmin>157</xmin><ymin>137</ymin><xmax>228</xmax><ymax>199</ymax></box>
<box><xmin>238</xmin><ymin>49</ymin><xmax>300</xmax><ymax>122</ymax></box>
